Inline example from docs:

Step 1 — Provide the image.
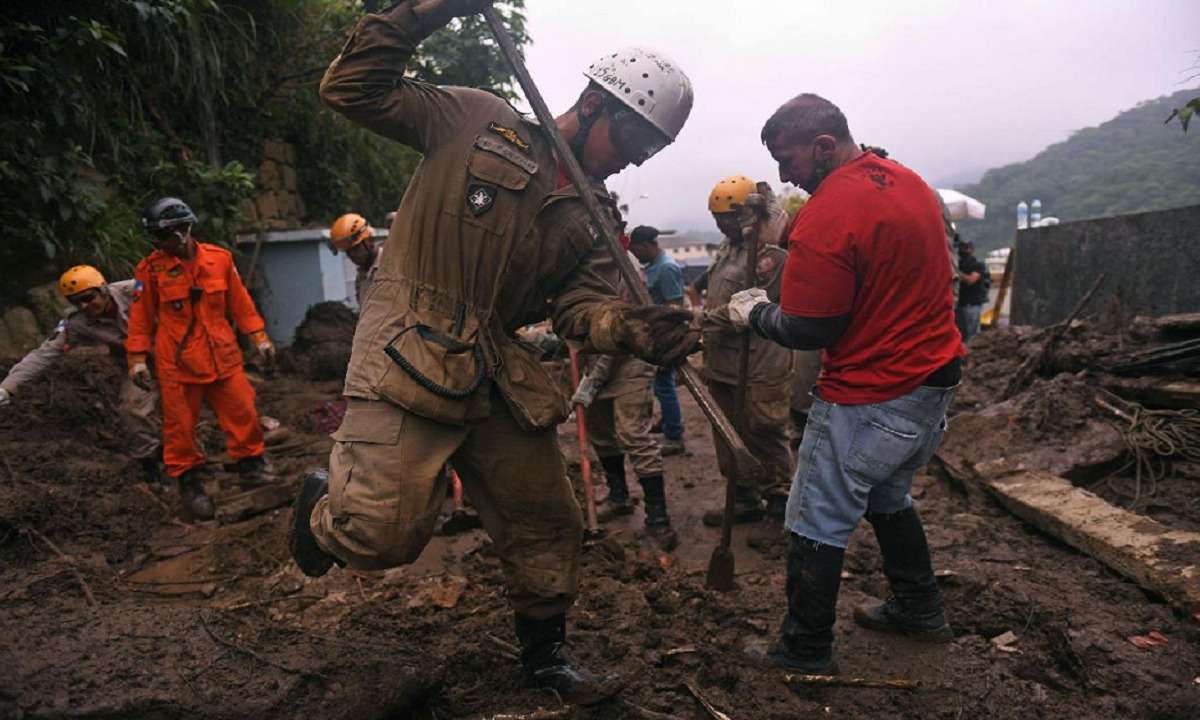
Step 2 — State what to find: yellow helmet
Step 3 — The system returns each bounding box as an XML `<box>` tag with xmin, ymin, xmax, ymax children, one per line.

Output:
<box><xmin>708</xmin><ymin>175</ymin><xmax>757</xmax><ymax>214</ymax></box>
<box><xmin>329</xmin><ymin>213</ymin><xmax>372</xmax><ymax>253</ymax></box>
<box><xmin>58</xmin><ymin>265</ymin><xmax>106</xmax><ymax>299</ymax></box>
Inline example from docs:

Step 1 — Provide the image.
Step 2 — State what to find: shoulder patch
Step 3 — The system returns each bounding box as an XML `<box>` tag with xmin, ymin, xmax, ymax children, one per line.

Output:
<box><xmin>488</xmin><ymin>121</ymin><xmax>531</xmax><ymax>154</ymax></box>
<box><xmin>132</xmin><ymin>279</ymin><xmax>144</xmax><ymax>302</ymax></box>
<box><xmin>467</xmin><ymin>183</ymin><xmax>497</xmax><ymax>216</ymax></box>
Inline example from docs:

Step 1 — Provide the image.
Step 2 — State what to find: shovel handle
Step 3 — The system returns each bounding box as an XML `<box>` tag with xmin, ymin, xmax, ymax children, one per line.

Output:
<box><xmin>482</xmin><ymin>7</ymin><xmax>759</xmax><ymax>483</ymax></box>
<box><xmin>451</xmin><ymin>469</ymin><xmax>464</xmax><ymax>511</ymax></box>
<box><xmin>569</xmin><ymin>347</ymin><xmax>600</xmax><ymax>534</ymax></box>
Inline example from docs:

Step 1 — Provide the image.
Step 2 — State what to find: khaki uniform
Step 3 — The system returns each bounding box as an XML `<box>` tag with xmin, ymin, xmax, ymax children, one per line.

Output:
<box><xmin>583</xmin><ymin>355</ymin><xmax>660</xmax><ymax>478</ymax></box>
<box><xmin>701</xmin><ymin>240</ymin><xmax>794</xmax><ymax>497</ymax></box>
<box><xmin>312</xmin><ymin>3</ymin><xmax>630</xmax><ymax>618</ymax></box>
<box><xmin>1</xmin><ymin>280</ymin><xmax>159</xmax><ymax>459</ymax></box>
<box><xmin>354</xmin><ymin>245</ymin><xmax>384</xmax><ymax>309</ymax></box>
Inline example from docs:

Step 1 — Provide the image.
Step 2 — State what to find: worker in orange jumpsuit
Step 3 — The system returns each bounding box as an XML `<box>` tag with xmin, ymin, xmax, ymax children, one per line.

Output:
<box><xmin>125</xmin><ymin>197</ymin><xmax>276</xmax><ymax>520</ymax></box>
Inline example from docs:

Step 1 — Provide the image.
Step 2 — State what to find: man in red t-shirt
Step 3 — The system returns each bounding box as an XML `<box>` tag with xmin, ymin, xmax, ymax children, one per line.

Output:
<box><xmin>726</xmin><ymin>94</ymin><xmax>963</xmax><ymax>674</ymax></box>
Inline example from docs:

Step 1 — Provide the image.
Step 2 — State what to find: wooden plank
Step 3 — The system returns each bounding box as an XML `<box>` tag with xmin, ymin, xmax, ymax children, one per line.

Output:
<box><xmin>1102</xmin><ymin>377</ymin><xmax>1200</xmax><ymax>410</ymax></box>
<box><xmin>214</xmin><ymin>483</ymin><xmax>294</xmax><ymax>525</ymax></box>
<box><xmin>1153</xmin><ymin>312</ymin><xmax>1200</xmax><ymax>333</ymax></box>
<box><xmin>975</xmin><ymin>469</ymin><xmax>1200</xmax><ymax>614</ymax></box>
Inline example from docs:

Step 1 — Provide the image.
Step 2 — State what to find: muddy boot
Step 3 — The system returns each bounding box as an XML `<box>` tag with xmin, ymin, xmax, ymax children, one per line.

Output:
<box><xmin>289</xmin><ymin>470</ymin><xmax>342</xmax><ymax>578</ymax></box>
<box><xmin>702</xmin><ymin>486</ymin><xmax>763</xmax><ymax>527</ymax></box>
<box><xmin>660</xmin><ymin>436</ymin><xmax>686</xmax><ymax>457</ymax></box>
<box><xmin>234</xmin><ymin>454</ymin><xmax>271</xmax><ymax>488</ymax></box>
<box><xmin>759</xmin><ymin>533</ymin><xmax>843</xmax><ymax>673</ymax></box>
<box><xmin>178</xmin><ymin>467</ymin><xmax>215</xmax><ymax>522</ymax></box>
<box><xmin>639</xmin><ymin>475</ymin><xmax>678</xmax><ymax>551</ymax></box>
<box><xmin>515</xmin><ymin>613</ymin><xmax>624</xmax><ymax>706</ymax></box>
<box><xmin>595</xmin><ymin>455</ymin><xmax>636</xmax><ymax>522</ymax></box>
<box><xmin>853</xmin><ymin>507</ymin><xmax>952</xmax><ymax>642</ymax></box>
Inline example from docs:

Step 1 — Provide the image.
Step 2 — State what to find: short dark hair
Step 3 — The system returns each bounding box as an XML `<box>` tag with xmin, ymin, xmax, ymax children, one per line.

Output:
<box><xmin>629</xmin><ymin>225</ymin><xmax>659</xmax><ymax>245</ymax></box>
<box><xmin>761</xmin><ymin>93</ymin><xmax>851</xmax><ymax>147</ymax></box>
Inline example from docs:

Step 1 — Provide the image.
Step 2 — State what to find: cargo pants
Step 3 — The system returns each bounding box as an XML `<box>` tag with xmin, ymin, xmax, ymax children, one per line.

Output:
<box><xmin>708</xmin><ymin>379</ymin><xmax>794</xmax><ymax>500</ymax></box>
<box><xmin>584</xmin><ymin>382</ymin><xmax>662</xmax><ymax>478</ymax></box>
<box><xmin>310</xmin><ymin>389</ymin><xmax>583</xmax><ymax>618</ymax></box>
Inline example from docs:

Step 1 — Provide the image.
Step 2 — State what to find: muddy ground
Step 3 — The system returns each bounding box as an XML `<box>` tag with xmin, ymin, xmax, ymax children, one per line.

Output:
<box><xmin>1</xmin><ymin>337</ymin><xmax>1198</xmax><ymax>719</ymax></box>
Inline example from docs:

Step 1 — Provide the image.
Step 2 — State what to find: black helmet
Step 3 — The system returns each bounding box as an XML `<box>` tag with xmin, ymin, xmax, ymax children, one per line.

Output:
<box><xmin>142</xmin><ymin>197</ymin><xmax>197</xmax><ymax>233</ymax></box>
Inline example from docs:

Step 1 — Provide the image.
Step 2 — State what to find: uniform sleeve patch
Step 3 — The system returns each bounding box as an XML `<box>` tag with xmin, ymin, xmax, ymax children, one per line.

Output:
<box><xmin>467</xmin><ymin>183</ymin><xmax>497</xmax><ymax>216</ymax></box>
<box><xmin>132</xmin><ymin>279</ymin><xmax>144</xmax><ymax>302</ymax></box>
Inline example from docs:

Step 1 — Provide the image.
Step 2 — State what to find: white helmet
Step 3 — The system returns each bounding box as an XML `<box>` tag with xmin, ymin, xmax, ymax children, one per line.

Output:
<box><xmin>584</xmin><ymin>47</ymin><xmax>694</xmax><ymax>141</ymax></box>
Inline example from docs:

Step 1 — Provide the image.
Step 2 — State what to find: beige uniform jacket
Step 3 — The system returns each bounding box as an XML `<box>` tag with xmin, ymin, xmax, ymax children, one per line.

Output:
<box><xmin>1</xmin><ymin>280</ymin><xmax>137</xmax><ymax>395</ymax></box>
<box><xmin>701</xmin><ymin>240</ymin><xmax>794</xmax><ymax>387</ymax></box>
<box><xmin>355</xmin><ymin>245</ymin><xmax>384</xmax><ymax>309</ymax></box>
<box><xmin>321</xmin><ymin>2</ymin><xmax>623</xmax><ymax>431</ymax></box>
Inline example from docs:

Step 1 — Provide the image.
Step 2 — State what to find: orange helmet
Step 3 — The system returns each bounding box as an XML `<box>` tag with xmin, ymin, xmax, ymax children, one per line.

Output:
<box><xmin>708</xmin><ymin>174</ymin><xmax>757</xmax><ymax>214</ymax></box>
<box><xmin>329</xmin><ymin>213</ymin><xmax>372</xmax><ymax>253</ymax></box>
<box><xmin>58</xmin><ymin>265</ymin><xmax>106</xmax><ymax>299</ymax></box>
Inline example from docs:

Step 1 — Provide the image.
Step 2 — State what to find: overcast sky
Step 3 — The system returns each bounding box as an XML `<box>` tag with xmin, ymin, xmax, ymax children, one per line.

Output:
<box><xmin>519</xmin><ymin>0</ymin><xmax>1200</xmax><ymax>232</ymax></box>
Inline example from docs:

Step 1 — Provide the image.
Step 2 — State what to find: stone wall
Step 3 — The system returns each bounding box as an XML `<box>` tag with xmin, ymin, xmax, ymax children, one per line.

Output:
<box><xmin>240</xmin><ymin>139</ymin><xmax>306</xmax><ymax>231</ymax></box>
<box><xmin>0</xmin><ymin>282</ymin><xmax>72</xmax><ymax>359</ymax></box>
<box><xmin>1010</xmin><ymin>204</ymin><xmax>1200</xmax><ymax>327</ymax></box>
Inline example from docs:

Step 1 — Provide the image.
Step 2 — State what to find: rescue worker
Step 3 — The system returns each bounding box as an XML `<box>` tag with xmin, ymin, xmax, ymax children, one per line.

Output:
<box><xmin>328</xmin><ymin>212</ymin><xmax>382</xmax><ymax>308</ymax></box>
<box><xmin>731</xmin><ymin>93</ymin><xmax>962</xmax><ymax>673</ymax></box>
<box><xmin>698</xmin><ymin>176</ymin><xmax>795</xmax><ymax>524</ymax></box>
<box><xmin>0</xmin><ymin>266</ymin><xmax>162</xmax><ymax>480</ymax></box>
<box><xmin>126</xmin><ymin>197</ymin><xmax>277</xmax><ymax>521</ymax></box>
<box><xmin>288</xmin><ymin>0</ymin><xmax>696</xmax><ymax>705</ymax></box>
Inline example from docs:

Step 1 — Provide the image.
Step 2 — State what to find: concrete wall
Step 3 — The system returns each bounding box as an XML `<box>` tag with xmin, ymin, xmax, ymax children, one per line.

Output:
<box><xmin>252</xmin><ymin>241</ymin><xmax>353</xmax><ymax>344</ymax></box>
<box><xmin>1010</xmin><ymin>204</ymin><xmax>1200</xmax><ymax>327</ymax></box>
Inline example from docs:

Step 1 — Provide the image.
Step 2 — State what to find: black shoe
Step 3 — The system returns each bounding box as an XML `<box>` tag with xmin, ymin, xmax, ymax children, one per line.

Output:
<box><xmin>775</xmin><ymin>533</ymin><xmax>844</xmax><ymax>672</ymax></box>
<box><xmin>515</xmin><ymin>613</ymin><xmax>624</xmax><ymax>706</ymax></box>
<box><xmin>234</xmin><ymin>454</ymin><xmax>271</xmax><ymax>488</ymax></box>
<box><xmin>178</xmin><ymin>467</ymin><xmax>215</xmax><ymax>521</ymax></box>
<box><xmin>702</xmin><ymin>490</ymin><xmax>763</xmax><ymax>527</ymax></box>
<box><xmin>596</xmin><ymin>455</ymin><xmax>637</xmax><ymax>523</ymax></box>
<box><xmin>853</xmin><ymin>507</ymin><xmax>952</xmax><ymax>642</ymax></box>
<box><xmin>660</xmin><ymin>437</ymin><xmax>686</xmax><ymax>456</ymax></box>
<box><xmin>290</xmin><ymin>470</ymin><xmax>340</xmax><ymax>578</ymax></box>
<box><xmin>744</xmin><ymin>639</ymin><xmax>839</xmax><ymax>674</ymax></box>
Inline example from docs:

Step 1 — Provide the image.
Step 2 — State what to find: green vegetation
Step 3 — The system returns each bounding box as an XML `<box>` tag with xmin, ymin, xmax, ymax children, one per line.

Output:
<box><xmin>955</xmin><ymin>87</ymin><xmax>1200</xmax><ymax>254</ymax></box>
<box><xmin>0</xmin><ymin>0</ymin><xmax>526</xmax><ymax>301</ymax></box>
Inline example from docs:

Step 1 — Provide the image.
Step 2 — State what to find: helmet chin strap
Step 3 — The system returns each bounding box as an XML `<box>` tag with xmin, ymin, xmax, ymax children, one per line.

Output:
<box><xmin>569</xmin><ymin>99</ymin><xmax>605</xmax><ymax>169</ymax></box>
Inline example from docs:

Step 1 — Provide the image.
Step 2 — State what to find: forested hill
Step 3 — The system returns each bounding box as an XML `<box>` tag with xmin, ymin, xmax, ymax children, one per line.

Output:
<box><xmin>955</xmin><ymin>87</ymin><xmax>1200</xmax><ymax>253</ymax></box>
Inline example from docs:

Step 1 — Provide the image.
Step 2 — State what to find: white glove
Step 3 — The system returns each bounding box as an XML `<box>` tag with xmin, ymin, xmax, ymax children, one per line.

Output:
<box><xmin>129</xmin><ymin>362</ymin><xmax>153</xmax><ymax>391</ymax></box>
<box><xmin>728</xmin><ymin>288</ymin><xmax>769</xmax><ymax>331</ymax></box>
<box><xmin>0</xmin><ymin>388</ymin><xmax>11</xmax><ymax>407</ymax></box>
<box><xmin>571</xmin><ymin>375</ymin><xmax>599</xmax><ymax>408</ymax></box>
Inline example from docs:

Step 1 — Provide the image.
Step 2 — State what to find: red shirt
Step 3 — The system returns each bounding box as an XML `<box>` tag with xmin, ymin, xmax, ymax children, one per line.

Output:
<box><xmin>780</xmin><ymin>152</ymin><xmax>963</xmax><ymax>404</ymax></box>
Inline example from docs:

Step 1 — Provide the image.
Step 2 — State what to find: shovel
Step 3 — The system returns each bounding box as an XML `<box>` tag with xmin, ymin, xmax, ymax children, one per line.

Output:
<box><xmin>481</xmin><ymin>7</ymin><xmax>762</xmax><ymax>490</ymax></box>
<box><xmin>569</xmin><ymin>347</ymin><xmax>605</xmax><ymax>540</ymax></box>
<box><xmin>440</xmin><ymin>468</ymin><xmax>482</xmax><ymax>535</ymax></box>
<box><xmin>705</xmin><ymin>206</ymin><xmax>761</xmax><ymax>592</ymax></box>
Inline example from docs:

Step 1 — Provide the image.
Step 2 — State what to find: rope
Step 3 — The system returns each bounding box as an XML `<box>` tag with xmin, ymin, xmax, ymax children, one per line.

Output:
<box><xmin>1093</xmin><ymin>392</ymin><xmax>1200</xmax><ymax>508</ymax></box>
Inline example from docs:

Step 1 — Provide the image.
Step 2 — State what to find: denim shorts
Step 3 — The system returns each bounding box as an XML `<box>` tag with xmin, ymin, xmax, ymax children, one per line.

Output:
<box><xmin>785</xmin><ymin>384</ymin><xmax>956</xmax><ymax>548</ymax></box>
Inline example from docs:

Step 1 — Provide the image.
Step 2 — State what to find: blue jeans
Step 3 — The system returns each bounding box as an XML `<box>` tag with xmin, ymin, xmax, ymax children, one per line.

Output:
<box><xmin>653</xmin><ymin>367</ymin><xmax>684</xmax><ymax>440</ymax></box>
<box><xmin>785</xmin><ymin>384</ymin><xmax>955</xmax><ymax>548</ymax></box>
<box><xmin>956</xmin><ymin>304</ymin><xmax>982</xmax><ymax>344</ymax></box>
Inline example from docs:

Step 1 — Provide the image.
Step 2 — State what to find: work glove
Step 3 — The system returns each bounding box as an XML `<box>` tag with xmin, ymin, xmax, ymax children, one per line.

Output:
<box><xmin>593</xmin><ymin>303</ymin><xmax>701</xmax><ymax>368</ymax></box>
<box><xmin>0</xmin><ymin>388</ymin><xmax>10</xmax><ymax>407</ymax></box>
<box><xmin>251</xmin><ymin>331</ymin><xmax>276</xmax><ymax>368</ymax></box>
<box><xmin>571</xmin><ymin>375</ymin><xmax>600</xmax><ymax>408</ymax></box>
<box><xmin>733</xmin><ymin>183</ymin><xmax>788</xmax><ymax>248</ymax></box>
<box><xmin>128</xmin><ymin>354</ymin><xmax>153</xmax><ymax>391</ymax></box>
<box><xmin>728</xmin><ymin>288</ymin><xmax>770</xmax><ymax>331</ymax></box>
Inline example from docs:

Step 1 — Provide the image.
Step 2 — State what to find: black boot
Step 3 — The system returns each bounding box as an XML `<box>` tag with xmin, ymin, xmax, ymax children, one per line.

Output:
<box><xmin>761</xmin><ymin>533</ymin><xmax>842</xmax><ymax>673</ymax></box>
<box><xmin>853</xmin><ymin>507</ymin><xmax>952</xmax><ymax>642</ymax></box>
<box><xmin>234</xmin><ymin>454</ymin><xmax>271</xmax><ymax>488</ymax></box>
<box><xmin>290</xmin><ymin>470</ymin><xmax>342</xmax><ymax>577</ymax></box>
<box><xmin>178</xmin><ymin>467</ymin><xmax>215</xmax><ymax>521</ymax></box>
<box><xmin>595</xmin><ymin>455</ymin><xmax>636</xmax><ymax>522</ymax></box>
<box><xmin>514</xmin><ymin>613</ymin><xmax>623</xmax><ymax>706</ymax></box>
<box><xmin>702</xmin><ymin>486</ymin><xmax>763</xmax><ymax>527</ymax></box>
<box><xmin>639</xmin><ymin>475</ymin><xmax>678</xmax><ymax>551</ymax></box>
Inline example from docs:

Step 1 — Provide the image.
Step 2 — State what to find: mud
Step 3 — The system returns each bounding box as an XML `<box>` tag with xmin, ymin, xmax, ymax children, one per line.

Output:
<box><xmin>1</xmin><ymin>352</ymin><xmax>1198</xmax><ymax>719</ymax></box>
<box><xmin>279</xmin><ymin>301</ymin><xmax>358</xmax><ymax>381</ymax></box>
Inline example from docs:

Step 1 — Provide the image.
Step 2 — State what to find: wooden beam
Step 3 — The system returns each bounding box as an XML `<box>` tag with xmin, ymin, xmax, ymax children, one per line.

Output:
<box><xmin>1102</xmin><ymin>377</ymin><xmax>1200</xmax><ymax>410</ymax></box>
<box><xmin>973</xmin><ymin>469</ymin><xmax>1200</xmax><ymax>614</ymax></box>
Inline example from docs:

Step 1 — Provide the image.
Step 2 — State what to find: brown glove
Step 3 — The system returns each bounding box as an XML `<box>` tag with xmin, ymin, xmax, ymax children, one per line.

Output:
<box><xmin>592</xmin><ymin>303</ymin><xmax>700</xmax><ymax>367</ymax></box>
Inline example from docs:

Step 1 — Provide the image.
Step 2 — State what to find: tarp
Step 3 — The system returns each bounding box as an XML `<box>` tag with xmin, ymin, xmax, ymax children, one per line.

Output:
<box><xmin>938</xmin><ymin>188</ymin><xmax>987</xmax><ymax>220</ymax></box>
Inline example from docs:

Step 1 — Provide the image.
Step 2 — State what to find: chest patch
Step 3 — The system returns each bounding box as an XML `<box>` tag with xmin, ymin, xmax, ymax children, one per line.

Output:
<box><xmin>467</xmin><ymin>183</ymin><xmax>497</xmax><ymax>216</ymax></box>
<box><xmin>167</xmin><ymin>266</ymin><xmax>183</xmax><ymax>278</ymax></box>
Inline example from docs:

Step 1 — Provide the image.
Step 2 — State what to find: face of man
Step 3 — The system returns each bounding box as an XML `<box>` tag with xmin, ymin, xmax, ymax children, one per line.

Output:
<box><xmin>767</xmin><ymin>133</ymin><xmax>837</xmax><ymax>195</ymax></box>
<box><xmin>68</xmin><ymin>287</ymin><xmax>110</xmax><ymax>318</ymax></box>
<box><xmin>153</xmin><ymin>225</ymin><xmax>193</xmax><ymax>259</ymax></box>
<box><xmin>576</xmin><ymin>90</ymin><xmax>670</xmax><ymax>180</ymax></box>
<box><xmin>712</xmin><ymin>212</ymin><xmax>742</xmax><ymax>243</ymax></box>
<box><xmin>346</xmin><ymin>238</ymin><xmax>374</xmax><ymax>268</ymax></box>
<box><xmin>629</xmin><ymin>241</ymin><xmax>657</xmax><ymax>264</ymax></box>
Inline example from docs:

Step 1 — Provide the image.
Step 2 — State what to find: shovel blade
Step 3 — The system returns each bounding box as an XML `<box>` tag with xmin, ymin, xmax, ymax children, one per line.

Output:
<box><xmin>705</xmin><ymin>545</ymin><xmax>736</xmax><ymax>592</ymax></box>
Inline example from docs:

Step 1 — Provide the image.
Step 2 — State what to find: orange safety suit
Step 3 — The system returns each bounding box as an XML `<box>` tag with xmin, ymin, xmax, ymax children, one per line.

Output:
<box><xmin>125</xmin><ymin>241</ymin><xmax>267</xmax><ymax>478</ymax></box>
